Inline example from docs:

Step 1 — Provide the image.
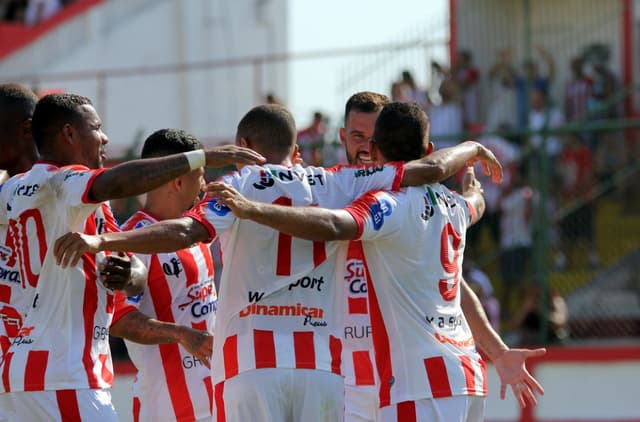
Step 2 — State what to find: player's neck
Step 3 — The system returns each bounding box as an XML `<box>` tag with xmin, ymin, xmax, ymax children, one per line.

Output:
<box><xmin>144</xmin><ymin>193</ymin><xmax>183</xmax><ymax>221</ymax></box>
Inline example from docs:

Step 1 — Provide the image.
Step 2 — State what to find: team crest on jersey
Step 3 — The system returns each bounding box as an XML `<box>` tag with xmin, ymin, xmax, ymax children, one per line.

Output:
<box><xmin>369</xmin><ymin>197</ymin><xmax>392</xmax><ymax>230</ymax></box>
<box><xmin>421</xmin><ymin>187</ymin><xmax>437</xmax><ymax>221</ymax></box>
<box><xmin>133</xmin><ymin>219</ymin><xmax>152</xmax><ymax>230</ymax></box>
<box><xmin>207</xmin><ymin>198</ymin><xmax>231</xmax><ymax>216</ymax></box>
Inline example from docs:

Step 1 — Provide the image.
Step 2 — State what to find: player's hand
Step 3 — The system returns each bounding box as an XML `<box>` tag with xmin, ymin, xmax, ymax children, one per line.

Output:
<box><xmin>467</xmin><ymin>142</ymin><xmax>503</xmax><ymax>184</ymax></box>
<box><xmin>494</xmin><ymin>348</ymin><xmax>546</xmax><ymax>408</ymax></box>
<box><xmin>54</xmin><ymin>232</ymin><xmax>103</xmax><ymax>268</ymax></box>
<box><xmin>98</xmin><ymin>253</ymin><xmax>131</xmax><ymax>291</ymax></box>
<box><xmin>204</xmin><ymin>145</ymin><xmax>266</xmax><ymax>168</ymax></box>
<box><xmin>178</xmin><ymin>327</ymin><xmax>214</xmax><ymax>369</ymax></box>
<box><xmin>462</xmin><ymin>166</ymin><xmax>483</xmax><ymax>195</ymax></box>
<box><xmin>205</xmin><ymin>182</ymin><xmax>255</xmax><ymax>219</ymax></box>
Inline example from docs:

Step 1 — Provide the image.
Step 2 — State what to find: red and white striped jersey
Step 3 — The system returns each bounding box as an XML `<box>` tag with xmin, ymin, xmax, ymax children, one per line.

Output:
<box><xmin>186</xmin><ymin>162</ymin><xmax>404</xmax><ymax>385</ymax></box>
<box><xmin>345</xmin><ymin>184</ymin><xmax>486</xmax><ymax>407</ymax></box>
<box><xmin>0</xmin><ymin>162</ymin><xmax>119</xmax><ymax>393</ymax></box>
<box><xmin>342</xmin><ymin>241</ymin><xmax>377</xmax><ymax>388</ymax></box>
<box><xmin>112</xmin><ymin>210</ymin><xmax>216</xmax><ymax>421</ymax></box>
<box><xmin>0</xmin><ymin>226</ymin><xmax>32</xmax><ymax>359</ymax></box>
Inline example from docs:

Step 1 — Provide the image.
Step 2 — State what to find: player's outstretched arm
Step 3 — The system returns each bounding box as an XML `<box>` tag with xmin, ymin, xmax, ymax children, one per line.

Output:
<box><xmin>207</xmin><ymin>182</ymin><xmax>358</xmax><ymax>241</ymax></box>
<box><xmin>401</xmin><ymin>141</ymin><xmax>503</xmax><ymax>187</ymax></box>
<box><xmin>98</xmin><ymin>253</ymin><xmax>148</xmax><ymax>296</ymax></box>
<box><xmin>54</xmin><ymin>217</ymin><xmax>210</xmax><ymax>268</ymax></box>
<box><xmin>110</xmin><ymin>310</ymin><xmax>213</xmax><ymax>369</ymax></box>
<box><xmin>89</xmin><ymin>145</ymin><xmax>265</xmax><ymax>202</ymax></box>
<box><xmin>460</xmin><ymin>279</ymin><xmax>545</xmax><ymax>408</ymax></box>
<box><xmin>461</xmin><ymin>166</ymin><xmax>486</xmax><ymax>225</ymax></box>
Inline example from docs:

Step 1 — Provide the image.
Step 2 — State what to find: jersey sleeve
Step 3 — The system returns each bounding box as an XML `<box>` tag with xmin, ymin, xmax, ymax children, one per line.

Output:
<box><xmin>184</xmin><ymin>196</ymin><xmax>236</xmax><ymax>242</ymax></box>
<box><xmin>344</xmin><ymin>190</ymin><xmax>405</xmax><ymax>241</ymax></box>
<box><xmin>321</xmin><ymin>162</ymin><xmax>405</xmax><ymax>200</ymax></box>
<box><xmin>111</xmin><ymin>290</ymin><xmax>139</xmax><ymax>325</ymax></box>
<box><xmin>50</xmin><ymin>165</ymin><xmax>107</xmax><ymax>208</ymax></box>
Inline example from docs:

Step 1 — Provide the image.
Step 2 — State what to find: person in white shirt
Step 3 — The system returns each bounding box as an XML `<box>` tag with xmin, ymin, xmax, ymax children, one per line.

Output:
<box><xmin>52</xmin><ymin>103</ymin><xmax>502</xmax><ymax>422</ymax></box>
<box><xmin>206</xmin><ymin>102</ymin><xmax>545</xmax><ymax>422</ymax></box>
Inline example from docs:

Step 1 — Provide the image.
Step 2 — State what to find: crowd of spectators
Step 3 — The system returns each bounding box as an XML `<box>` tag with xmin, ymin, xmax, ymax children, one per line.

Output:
<box><xmin>1</xmin><ymin>0</ymin><xmax>75</xmax><ymax>26</ymax></box>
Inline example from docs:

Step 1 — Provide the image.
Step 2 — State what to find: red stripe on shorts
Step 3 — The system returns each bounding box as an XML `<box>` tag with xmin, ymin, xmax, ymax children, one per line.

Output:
<box><xmin>460</xmin><ymin>355</ymin><xmax>476</xmax><ymax>395</ymax></box>
<box><xmin>133</xmin><ymin>397</ymin><xmax>140</xmax><ymax>422</ymax></box>
<box><xmin>397</xmin><ymin>401</ymin><xmax>417</xmax><ymax>422</ymax></box>
<box><xmin>293</xmin><ymin>331</ymin><xmax>315</xmax><ymax>369</ymax></box>
<box><xmin>2</xmin><ymin>351</ymin><xmax>12</xmax><ymax>392</ymax></box>
<box><xmin>55</xmin><ymin>389</ymin><xmax>81</xmax><ymax>422</ymax></box>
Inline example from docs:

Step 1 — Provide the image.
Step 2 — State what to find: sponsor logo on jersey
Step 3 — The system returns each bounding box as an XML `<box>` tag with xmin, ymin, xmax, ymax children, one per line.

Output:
<box><xmin>368</xmin><ymin>197</ymin><xmax>392</xmax><ymax>230</ymax></box>
<box><xmin>434</xmin><ymin>332</ymin><xmax>475</xmax><ymax>348</ymax></box>
<box><xmin>63</xmin><ymin>171</ymin><xmax>85</xmax><ymax>181</ymax></box>
<box><xmin>288</xmin><ymin>275</ymin><xmax>324</xmax><ymax>292</ymax></box>
<box><xmin>0</xmin><ymin>306</ymin><xmax>23</xmax><ymax>337</ymax></box>
<box><xmin>178</xmin><ymin>281</ymin><xmax>217</xmax><ymax>318</ymax></box>
<box><xmin>11</xmin><ymin>325</ymin><xmax>35</xmax><ymax>346</ymax></box>
<box><xmin>0</xmin><ymin>265</ymin><xmax>20</xmax><ymax>283</ymax></box>
<box><xmin>421</xmin><ymin>189</ymin><xmax>436</xmax><ymax>221</ymax></box>
<box><xmin>354</xmin><ymin>166</ymin><xmax>384</xmax><ymax>178</ymax></box>
<box><xmin>12</xmin><ymin>183</ymin><xmax>39</xmax><ymax>197</ymax></box>
<box><xmin>344</xmin><ymin>259</ymin><xmax>367</xmax><ymax>295</ymax></box>
<box><xmin>207</xmin><ymin>198</ymin><xmax>231</xmax><ymax>216</ymax></box>
<box><xmin>344</xmin><ymin>324</ymin><xmax>372</xmax><ymax>339</ymax></box>
<box><xmin>162</xmin><ymin>257</ymin><xmax>183</xmax><ymax>278</ymax></box>
<box><xmin>239</xmin><ymin>302</ymin><xmax>325</xmax><ymax>319</ymax></box>
<box><xmin>252</xmin><ymin>169</ymin><xmax>325</xmax><ymax>190</ymax></box>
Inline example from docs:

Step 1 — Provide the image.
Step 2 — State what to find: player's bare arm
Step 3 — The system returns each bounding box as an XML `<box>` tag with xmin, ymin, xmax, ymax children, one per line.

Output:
<box><xmin>461</xmin><ymin>166</ymin><xmax>486</xmax><ymax>225</ymax></box>
<box><xmin>401</xmin><ymin>141</ymin><xmax>502</xmax><ymax>187</ymax></box>
<box><xmin>208</xmin><ymin>182</ymin><xmax>357</xmax><ymax>241</ymax></box>
<box><xmin>110</xmin><ymin>310</ymin><xmax>213</xmax><ymax>369</ymax></box>
<box><xmin>88</xmin><ymin>145</ymin><xmax>265</xmax><ymax>202</ymax></box>
<box><xmin>460</xmin><ymin>279</ymin><xmax>546</xmax><ymax>408</ymax></box>
<box><xmin>99</xmin><ymin>253</ymin><xmax>148</xmax><ymax>296</ymax></box>
<box><xmin>54</xmin><ymin>217</ymin><xmax>210</xmax><ymax>268</ymax></box>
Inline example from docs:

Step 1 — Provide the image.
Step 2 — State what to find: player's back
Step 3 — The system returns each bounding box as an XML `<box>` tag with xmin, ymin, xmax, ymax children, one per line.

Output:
<box><xmin>349</xmin><ymin>183</ymin><xmax>486</xmax><ymax>406</ymax></box>
<box><xmin>0</xmin><ymin>163</ymin><xmax>118</xmax><ymax>392</ymax></box>
<box><xmin>191</xmin><ymin>162</ymin><xmax>403</xmax><ymax>384</ymax></box>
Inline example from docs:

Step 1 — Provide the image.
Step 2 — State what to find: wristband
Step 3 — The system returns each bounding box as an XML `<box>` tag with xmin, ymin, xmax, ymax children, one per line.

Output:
<box><xmin>184</xmin><ymin>150</ymin><xmax>206</xmax><ymax>170</ymax></box>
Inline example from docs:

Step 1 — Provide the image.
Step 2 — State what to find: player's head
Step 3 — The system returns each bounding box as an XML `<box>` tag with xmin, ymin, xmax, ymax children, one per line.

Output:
<box><xmin>32</xmin><ymin>93</ymin><xmax>109</xmax><ymax>169</ymax></box>
<box><xmin>236</xmin><ymin>104</ymin><xmax>297</xmax><ymax>165</ymax></box>
<box><xmin>142</xmin><ymin>128</ymin><xmax>205</xmax><ymax>212</ymax></box>
<box><xmin>371</xmin><ymin>102</ymin><xmax>432</xmax><ymax>163</ymax></box>
<box><xmin>339</xmin><ymin>91</ymin><xmax>389</xmax><ymax>164</ymax></box>
<box><xmin>0</xmin><ymin>83</ymin><xmax>39</xmax><ymax>176</ymax></box>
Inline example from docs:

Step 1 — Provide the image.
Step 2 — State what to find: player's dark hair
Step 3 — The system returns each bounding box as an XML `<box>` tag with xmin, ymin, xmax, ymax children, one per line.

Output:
<box><xmin>0</xmin><ymin>83</ymin><xmax>38</xmax><ymax>132</ymax></box>
<box><xmin>31</xmin><ymin>93</ymin><xmax>92</xmax><ymax>152</ymax></box>
<box><xmin>373</xmin><ymin>102</ymin><xmax>428</xmax><ymax>162</ymax></box>
<box><xmin>344</xmin><ymin>91</ymin><xmax>389</xmax><ymax>125</ymax></box>
<box><xmin>236</xmin><ymin>104</ymin><xmax>296</xmax><ymax>159</ymax></box>
<box><xmin>141</xmin><ymin>128</ymin><xmax>203</xmax><ymax>159</ymax></box>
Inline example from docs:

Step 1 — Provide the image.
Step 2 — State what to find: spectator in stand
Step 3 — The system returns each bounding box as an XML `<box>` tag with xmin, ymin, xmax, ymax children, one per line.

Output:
<box><xmin>428</xmin><ymin>78</ymin><xmax>463</xmax><ymax>149</ymax></box>
<box><xmin>564</xmin><ymin>57</ymin><xmax>592</xmax><ymax>122</ymax></box>
<box><xmin>528</xmin><ymin>87</ymin><xmax>564</xmax><ymax>159</ymax></box>
<box><xmin>400</xmin><ymin>70</ymin><xmax>430</xmax><ymax>110</ymax></box>
<box><xmin>264</xmin><ymin>92</ymin><xmax>284</xmax><ymax>106</ymax></box>
<box><xmin>555</xmin><ymin>133</ymin><xmax>600</xmax><ymax>270</ymax></box>
<box><xmin>487</xmin><ymin>49</ymin><xmax>518</xmax><ymax>131</ymax></box>
<box><xmin>506</xmin><ymin>284</ymin><xmax>569</xmax><ymax>347</ymax></box>
<box><xmin>515</xmin><ymin>46</ymin><xmax>555</xmax><ymax>128</ymax></box>
<box><xmin>467</xmin><ymin>125</ymin><xmax>520</xmax><ymax>251</ymax></box>
<box><xmin>463</xmin><ymin>260</ymin><xmax>501</xmax><ymax>332</ymax></box>
<box><xmin>499</xmin><ymin>163</ymin><xmax>534</xmax><ymax>318</ymax></box>
<box><xmin>432</xmin><ymin>50</ymin><xmax>480</xmax><ymax>130</ymax></box>
<box><xmin>296</xmin><ymin>111</ymin><xmax>326</xmax><ymax>166</ymax></box>
<box><xmin>390</xmin><ymin>81</ymin><xmax>412</xmax><ymax>103</ymax></box>
<box><xmin>24</xmin><ymin>0</ymin><xmax>61</xmax><ymax>25</ymax></box>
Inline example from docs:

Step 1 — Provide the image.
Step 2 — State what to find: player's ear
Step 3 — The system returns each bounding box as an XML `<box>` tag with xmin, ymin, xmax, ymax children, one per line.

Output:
<box><xmin>238</xmin><ymin>137</ymin><xmax>250</xmax><ymax>148</ymax></box>
<box><xmin>426</xmin><ymin>141</ymin><xmax>434</xmax><ymax>155</ymax></box>
<box><xmin>339</xmin><ymin>127</ymin><xmax>346</xmax><ymax>146</ymax></box>
<box><xmin>62</xmin><ymin>123</ymin><xmax>74</xmax><ymax>144</ymax></box>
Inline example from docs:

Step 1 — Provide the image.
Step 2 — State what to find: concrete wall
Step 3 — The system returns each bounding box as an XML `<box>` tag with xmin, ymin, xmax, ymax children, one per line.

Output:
<box><xmin>0</xmin><ymin>0</ymin><xmax>289</xmax><ymax>153</ymax></box>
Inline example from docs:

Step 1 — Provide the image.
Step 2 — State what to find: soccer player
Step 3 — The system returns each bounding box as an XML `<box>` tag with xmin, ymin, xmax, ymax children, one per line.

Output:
<box><xmin>53</xmin><ymin>103</ymin><xmax>501</xmax><ymax>421</ymax></box>
<box><xmin>207</xmin><ymin>102</ymin><xmax>546</xmax><ymax>421</ymax></box>
<box><xmin>109</xmin><ymin>129</ymin><xmax>216</xmax><ymax>422</ymax></box>
<box><xmin>0</xmin><ymin>93</ymin><xmax>264</xmax><ymax>421</ymax></box>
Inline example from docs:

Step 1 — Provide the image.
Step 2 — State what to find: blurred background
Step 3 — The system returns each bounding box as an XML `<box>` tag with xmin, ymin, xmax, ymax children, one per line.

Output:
<box><xmin>1</xmin><ymin>0</ymin><xmax>638</xmax><ymax>421</ymax></box>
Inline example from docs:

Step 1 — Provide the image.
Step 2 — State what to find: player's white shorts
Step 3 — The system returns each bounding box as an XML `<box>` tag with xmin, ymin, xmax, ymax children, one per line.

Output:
<box><xmin>214</xmin><ymin>368</ymin><xmax>344</xmax><ymax>422</ymax></box>
<box><xmin>0</xmin><ymin>393</ymin><xmax>14</xmax><ymax>422</ymax></box>
<box><xmin>8</xmin><ymin>388</ymin><xmax>118</xmax><ymax>421</ymax></box>
<box><xmin>378</xmin><ymin>395</ymin><xmax>485</xmax><ymax>422</ymax></box>
<box><xmin>345</xmin><ymin>383</ymin><xmax>377</xmax><ymax>422</ymax></box>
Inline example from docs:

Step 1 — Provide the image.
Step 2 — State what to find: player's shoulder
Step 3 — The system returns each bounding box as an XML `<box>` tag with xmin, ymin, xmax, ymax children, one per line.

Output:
<box><xmin>122</xmin><ymin>210</ymin><xmax>156</xmax><ymax>231</ymax></box>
